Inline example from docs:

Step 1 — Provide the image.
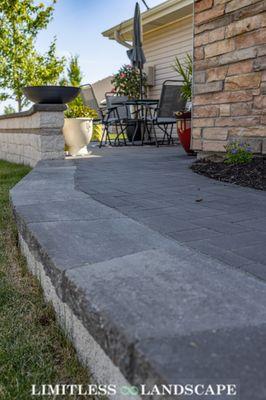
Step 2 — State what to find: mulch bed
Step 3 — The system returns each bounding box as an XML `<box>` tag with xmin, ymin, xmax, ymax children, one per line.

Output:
<box><xmin>191</xmin><ymin>157</ymin><xmax>266</xmax><ymax>191</ymax></box>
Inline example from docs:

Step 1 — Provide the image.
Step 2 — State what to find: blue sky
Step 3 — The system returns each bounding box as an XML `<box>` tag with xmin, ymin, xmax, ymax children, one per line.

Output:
<box><xmin>37</xmin><ymin>0</ymin><xmax>163</xmax><ymax>84</ymax></box>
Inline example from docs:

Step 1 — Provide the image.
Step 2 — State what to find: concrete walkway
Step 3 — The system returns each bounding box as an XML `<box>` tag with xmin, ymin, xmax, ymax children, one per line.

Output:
<box><xmin>12</xmin><ymin>146</ymin><xmax>266</xmax><ymax>399</ymax></box>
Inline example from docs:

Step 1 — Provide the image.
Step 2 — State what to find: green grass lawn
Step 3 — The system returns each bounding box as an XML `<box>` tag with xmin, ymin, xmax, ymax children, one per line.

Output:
<box><xmin>0</xmin><ymin>160</ymin><xmax>94</xmax><ymax>399</ymax></box>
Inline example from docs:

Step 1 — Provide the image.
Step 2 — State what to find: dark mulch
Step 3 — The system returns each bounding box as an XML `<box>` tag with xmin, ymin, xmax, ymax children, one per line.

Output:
<box><xmin>191</xmin><ymin>157</ymin><xmax>266</xmax><ymax>191</ymax></box>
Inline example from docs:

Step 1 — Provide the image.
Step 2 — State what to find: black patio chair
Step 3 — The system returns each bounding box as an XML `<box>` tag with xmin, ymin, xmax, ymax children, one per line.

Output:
<box><xmin>146</xmin><ymin>80</ymin><xmax>187</xmax><ymax>145</ymax></box>
<box><xmin>80</xmin><ymin>84</ymin><xmax>122</xmax><ymax>147</ymax></box>
<box><xmin>105</xmin><ymin>93</ymin><xmax>131</xmax><ymax>146</ymax></box>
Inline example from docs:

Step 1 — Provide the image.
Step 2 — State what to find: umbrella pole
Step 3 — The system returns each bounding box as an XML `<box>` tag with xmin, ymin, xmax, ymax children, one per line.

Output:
<box><xmin>140</xmin><ymin>66</ymin><xmax>143</xmax><ymax>100</ymax></box>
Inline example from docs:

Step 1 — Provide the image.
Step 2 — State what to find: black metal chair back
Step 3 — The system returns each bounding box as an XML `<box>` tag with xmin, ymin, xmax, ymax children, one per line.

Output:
<box><xmin>157</xmin><ymin>80</ymin><xmax>186</xmax><ymax>118</ymax></box>
<box><xmin>105</xmin><ymin>93</ymin><xmax>130</xmax><ymax>121</ymax></box>
<box><xmin>80</xmin><ymin>84</ymin><xmax>103</xmax><ymax>120</ymax></box>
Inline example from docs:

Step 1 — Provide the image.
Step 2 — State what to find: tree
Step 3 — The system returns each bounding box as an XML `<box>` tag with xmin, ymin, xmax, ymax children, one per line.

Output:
<box><xmin>0</xmin><ymin>0</ymin><xmax>65</xmax><ymax>111</ymax></box>
<box><xmin>60</xmin><ymin>55</ymin><xmax>83</xmax><ymax>87</ymax></box>
<box><xmin>60</xmin><ymin>55</ymin><xmax>83</xmax><ymax>107</ymax></box>
<box><xmin>62</xmin><ymin>55</ymin><xmax>97</xmax><ymax>123</ymax></box>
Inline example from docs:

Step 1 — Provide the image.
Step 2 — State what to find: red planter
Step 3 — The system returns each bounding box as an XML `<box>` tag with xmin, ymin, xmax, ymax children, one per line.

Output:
<box><xmin>176</xmin><ymin>112</ymin><xmax>195</xmax><ymax>155</ymax></box>
<box><xmin>178</xmin><ymin>126</ymin><xmax>192</xmax><ymax>154</ymax></box>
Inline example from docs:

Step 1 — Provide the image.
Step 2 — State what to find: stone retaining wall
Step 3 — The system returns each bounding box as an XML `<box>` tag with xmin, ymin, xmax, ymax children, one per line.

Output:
<box><xmin>192</xmin><ymin>0</ymin><xmax>266</xmax><ymax>156</ymax></box>
<box><xmin>0</xmin><ymin>104</ymin><xmax>66</xmax><ymax>166</ymax></box>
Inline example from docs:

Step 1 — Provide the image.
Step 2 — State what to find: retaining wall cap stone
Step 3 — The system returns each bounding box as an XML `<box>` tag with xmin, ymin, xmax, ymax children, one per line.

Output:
<box><xmin>0</xmin><ymin>104</ymin><xmax>67</xmax><ymax>120</ymax></box>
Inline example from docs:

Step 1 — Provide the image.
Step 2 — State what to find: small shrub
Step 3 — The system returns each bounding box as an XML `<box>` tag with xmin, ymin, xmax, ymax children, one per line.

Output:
<box><xmin>224</xmin><ymin>141</ymin><xmax>253</xmax><ymax>165</ymax></box>
<box><xmin>111</xmin><ymin>64</ymin><xmax>147</xmax><ymax>99</ymax></box>
<box><xmin>92</xmin><ymin>124</ymin><xmax>103</xmax><ymax>141</ymax></box>
<box><xmin>64</xmin><ymin>104</ymin><xmax>97</xmax><ymax>119</ymax></box>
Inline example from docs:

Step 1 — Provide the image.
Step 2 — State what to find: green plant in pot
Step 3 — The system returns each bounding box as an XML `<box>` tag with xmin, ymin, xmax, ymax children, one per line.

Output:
<box><xmin>173</xmin><ymin>53</ymin><xmax>192</xmax><ymax>108</ymax></box>
<box><xmin>62</xmin><ymin>56</ymin><xmax>97</xmax><ymax>156</ymax></box>
<box><xmin>173</xmin><ymin>54</ymin><xmax>194</xmax><ymax>155</ymax></box>
<box><xmin>64</xmin><ymin>103</ymin><xmax>97</xmax><ymax>156</ymax></box>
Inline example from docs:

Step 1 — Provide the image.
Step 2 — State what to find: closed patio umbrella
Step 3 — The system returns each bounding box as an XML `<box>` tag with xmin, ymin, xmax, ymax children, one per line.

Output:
<box><xmin>127</xmin><ymin>2</ymin><xmax>146</xmax><ymax>99</ymax></box>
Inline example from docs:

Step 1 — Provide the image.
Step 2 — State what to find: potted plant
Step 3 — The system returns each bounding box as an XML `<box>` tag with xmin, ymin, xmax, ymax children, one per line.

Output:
<box><xmin>111</xmin><ymin>65</ymin><xmax>147</xmax><ymax>142</ymax></box>
<box><xmin>173</xmin><ymin>54</ymin><xmax>194</xmax><ymax>155</ymax></box>
<box><xmin>63</xmin><ymin>104</ymin><xmax>95</xmax><ymax>156</ymax></box>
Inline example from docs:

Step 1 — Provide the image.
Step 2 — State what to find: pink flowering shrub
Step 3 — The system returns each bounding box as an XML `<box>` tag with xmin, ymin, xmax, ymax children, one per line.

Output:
<box><xmin>111</xmin><ymin>65</ymin><xmax>147</xmax><ymax>99</ymax></box>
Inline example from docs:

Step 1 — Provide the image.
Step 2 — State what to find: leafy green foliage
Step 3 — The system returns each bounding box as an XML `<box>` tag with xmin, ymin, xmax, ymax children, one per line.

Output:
<box><xmin>173</xmin><ymin>54</ymin><xmax>192</xmax><ymax>102</ymax></box>
<box><xmin>64</xmin><ymin>104</ymin><xmax>96</xmax><ymax>119</ymax></box>
<box><xmin>3</xmin><ymin>104</ymin><xmax>16</xmax><ymax>115</ymax></box>
<box><xmin>225</xmin><ymin>141</ymin><xmax>253</xmax><ymax>165</ymax></box>
<box><xmin>62</xmin><ymin>55</ymin><xmax>97</xmax><ymax>119</ymax></box>
<box><xmin>0</xmin><ymin>0</ymin><xmax>65</xmax><ymax>111</ymax></box>
<box><xmin>92</xmin><ymin>124</ymin><xmax>103</xmax><ymax>142</ymax></box>
<box><xmin>60</xmin><ymin>54</ymin><xmax>83</xmax><ymax>87</ymax></box>
<box><xmin>111</xmin><ymin>65</ymin><xmax>147</xmax><ymax>99</ymax></box>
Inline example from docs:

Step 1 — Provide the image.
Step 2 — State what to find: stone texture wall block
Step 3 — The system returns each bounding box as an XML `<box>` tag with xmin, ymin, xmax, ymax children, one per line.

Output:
<box><xmin>194</xmin><ymin>71</ymin><xmax>206</xmax><ymax>83</ymax></box>
<box><xmin>0</xmin><ymin>104</ymin><xmax>66</xmax><ymax>167</ymax></box>
<box><xmin>203</xmin><ymin>127</ymin><xmax>229</xmax><ymax>140</ymax></box>
<box><xmin>227</xmin><ymin>60</ymin><xmax>254</xmax><ymax>75</ymax></box>
<box><xmin>218</xmin><ymin>47</ymin><xmax>257</xmax><ymax>65</ymax></box>
<box><xmin>193</xmin><ymin>0</ymin><xmax>266</xmax><ymax>154</ymax></box>
<box><xmin>230</xmin><ymin>102</ymin><xmax>253</xmax><ymax>116</ymax></box>
<box><xmin>235</xmin><ymin>28</ymin><xmax>266</xmax><ymax>50</ymax></box>
<box><xmin>226</xmin><ymin>14</ymin><xmax>265</xmax><ymax>38</ymax></box>
<box><xmin>215</xmin><ymin>116</ymin><xmax>261</xmax><ymax>127</ymax></box>
<box><xmin>207</xmin><ymin>66</ymin><xmax>228</xmax><ymax>81</ymax></box>
<box><xmin>226</xmin><ymin>0</ymin><xmax>263</xmax><ymax>14</ymax></box>
<box><xmin>205</xmin><ymin>38</ymin><xmax>235</xmax><ymax>58</ymax></box>
<box><xmin>224</xmin><ymin>72</ymin><xmax>261</xmax><ymax>91</ymax></box>
<box><xmin>192</xmin><ymin>128</ymin><xmax>202</xmax><ymax>138</ymax></box>
<box><xmin>193</xmin><ymin>118</ymin><xmax>215</xmax><ymax>127</ymax></box>
<box><xmin>194</xmin><ymin>46</ymin><xmax>205</xmax><ymax>60</ymax></box>
<box><xmin>195</xmin><ymin>0</ymin><xmax>214</xmax><ymax>13</ymax></box>
<box><xmin>262</xmin><ymin>138</ymin><xmax>266</xmax><ymax>154</ymax></box>
<box><xmin>194</xmin><ymin>81</ymin><xmax>224</xmax><ymax>94</ymax></box>
<box><xmin>193</xmin><ymin>105</ymin><xmax>220</xmax><ymax>117</ymax></box>
<box><xmin>220</xmin><ymin>104</ymin><xmax>231</xmax><ymax>116</ymax></box>
<box><xmin>195</xmin><ymin>4</ymin><xmax>225</xmax><ymax>25</ymax></box>
<box><xmin>202</xmin><ymin>140</ymin><xmax>227</xmax><ymax>152</ymax></box>
<box><xmin>194</xmin><ymin>91</ymin><xmax>253</xmax><ymax>105</ymax></box>
<box><xmin>254</xmin><ymin>56</ymin><xmax>266</xmax><ymax>72</ymax></box>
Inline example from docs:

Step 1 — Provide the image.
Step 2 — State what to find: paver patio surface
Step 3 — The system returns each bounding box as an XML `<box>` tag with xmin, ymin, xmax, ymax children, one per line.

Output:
<box><xmin>12</xmin><ymin>146</ymin><xmax>266</xmax><ymax>399</ymax></box>
<box><xmin>76</xmin><ymin>146</ymin><xmax>266</xmax><ymax>281</ymax></box>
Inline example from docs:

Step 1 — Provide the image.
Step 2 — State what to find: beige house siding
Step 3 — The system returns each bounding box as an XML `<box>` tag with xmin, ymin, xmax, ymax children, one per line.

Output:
<box><xmin>143</xmin><ymin>15</ymin><xmax>193</xmax><ymax>99</ymax></box>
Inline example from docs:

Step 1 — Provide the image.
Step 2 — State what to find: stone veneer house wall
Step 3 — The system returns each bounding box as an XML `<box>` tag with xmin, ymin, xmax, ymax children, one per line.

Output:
<box><xmin>192</xmin><ymin>0</ymin><xmax>266</xmax><ymax>156</ymax></box>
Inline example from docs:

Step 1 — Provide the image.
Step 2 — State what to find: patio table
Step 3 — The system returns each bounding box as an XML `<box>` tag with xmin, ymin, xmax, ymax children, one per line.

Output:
<box><xmin>114</xmin><ymin>99</ymin><xmax>159</xmax><ymax>145</ymax></box>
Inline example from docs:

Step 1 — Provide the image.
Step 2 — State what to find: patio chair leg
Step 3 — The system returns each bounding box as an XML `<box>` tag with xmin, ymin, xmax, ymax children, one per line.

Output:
<box><xmin>146</xmin><ymin>123</ymin><xmax>152</xmax><ymax>142</ymax></box>
<box><xmin>107</xmin><ymin>131</ymin><xmax>112</xmax><ymax>146</ymax></box>
<box><xmin>157</xmin><ymin>124</ymin><xmax>168</xmax><ymax>146</ymax></box>
<box><xmin>162</xmin><ymin>128</ymin><xmax>167</xmax><ymax>145</ymax></box>
<box><xmin>166</xmin><ymin>124</ymin><xmax>171</xmax><ymax>145</ymax></box>
<box><xmin>141</xmin><ymin>123</ymin><xmax>145</xmax><ymax>146</ymax></box>
<box><xmin>169</xmin><ymin>124</ymin><xmax>174</xmax><ymax>144</ymax></box>
<box><xmin>121</xmin><ymin>126</ymin><xmax>127</xmax><ymax>146</ymax></box>
<box><xmin>152</xmin><ymin>124</ymin><xmax>159</xmax><ymax>147</ymax></box>
<box><xmin>99</xmin><ymin>125</ymin><xmax>107</xmax><ymax>148</ymax></box>
<box><xmin>115</xmin><ymin>124</ymin><xmax>119</xmax><ymax>146</ymax></box>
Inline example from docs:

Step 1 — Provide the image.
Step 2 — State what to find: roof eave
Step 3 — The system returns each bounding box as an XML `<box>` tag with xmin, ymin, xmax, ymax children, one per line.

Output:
<box><xmin>102</xmin><ymin>0</ymin><xmax>194</xmax><ymax>41</ymax></box>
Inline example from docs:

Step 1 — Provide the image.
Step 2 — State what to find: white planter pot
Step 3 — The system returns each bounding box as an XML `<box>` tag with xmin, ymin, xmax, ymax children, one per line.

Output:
<box><xmin>63</xmin><ymin>118</ymin><xmax>93</xmax><ymax>156</ymax></box>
